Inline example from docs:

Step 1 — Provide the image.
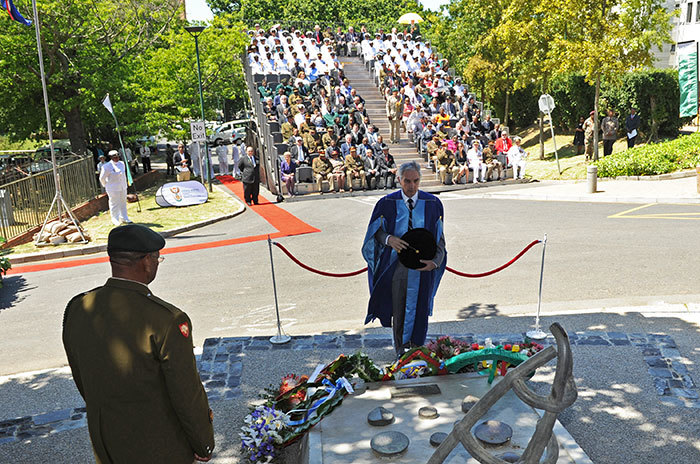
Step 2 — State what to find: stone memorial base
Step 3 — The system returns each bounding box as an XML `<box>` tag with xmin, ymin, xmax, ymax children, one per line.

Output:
<box><xmin>293</xmin><ymin>373</ymin><xmax>592</xmax><ymax>463</ymax></box>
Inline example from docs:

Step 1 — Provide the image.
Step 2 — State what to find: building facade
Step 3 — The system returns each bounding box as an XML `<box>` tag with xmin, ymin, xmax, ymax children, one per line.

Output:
<box><xmin>656</xmin><ymin>0</ymin><xmax>700</xmax><ymax>68</ymax></box>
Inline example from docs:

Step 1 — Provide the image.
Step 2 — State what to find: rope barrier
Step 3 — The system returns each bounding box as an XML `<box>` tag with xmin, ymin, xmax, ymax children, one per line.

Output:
<box><xmin>445</xmin><ymin>239</ymin><xmax>542</xmax><ymax>278</ymax></box>
<box><xmin>273</xmin><ymin>242</ymin><xmax>369</xmax><ymax>277</ymax></box>
<box><xmin>272</xmin><ymin>239</ymin><xmax>542</xmax><ymax>279</ymax></box>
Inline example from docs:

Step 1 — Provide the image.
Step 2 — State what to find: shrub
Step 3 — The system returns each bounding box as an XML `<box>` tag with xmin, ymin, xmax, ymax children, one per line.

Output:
<box><xmin>595</xmin><ymin>132</ymin><xmax>700</xmax><ymax>177</ymax></box>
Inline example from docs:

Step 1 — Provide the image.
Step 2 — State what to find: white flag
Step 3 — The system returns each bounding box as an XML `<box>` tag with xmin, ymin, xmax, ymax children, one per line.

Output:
<box><xmin>102</xmin><ymin>94</ymin><xmax>114</xmax><ymax>115</ymax></box>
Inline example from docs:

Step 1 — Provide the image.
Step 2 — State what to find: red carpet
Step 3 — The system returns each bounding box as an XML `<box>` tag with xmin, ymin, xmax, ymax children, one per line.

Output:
<box><xmin>8</xmin><ymin>176</ymin><xmax>320</xmax><ymax>275</ymax></box>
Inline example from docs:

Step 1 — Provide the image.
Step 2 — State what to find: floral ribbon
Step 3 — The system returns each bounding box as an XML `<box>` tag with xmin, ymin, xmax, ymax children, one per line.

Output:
<box><xmin>286</xmin><ymin>377</ymin><xmax>353</xmax><ymax>426</ymax></box>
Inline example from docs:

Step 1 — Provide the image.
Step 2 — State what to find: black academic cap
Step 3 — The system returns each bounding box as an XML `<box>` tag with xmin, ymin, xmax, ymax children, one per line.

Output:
<box><xmin>398</xmin><ymin>227</ymin><xmax>437</xmax><ymax>269</ymax></box>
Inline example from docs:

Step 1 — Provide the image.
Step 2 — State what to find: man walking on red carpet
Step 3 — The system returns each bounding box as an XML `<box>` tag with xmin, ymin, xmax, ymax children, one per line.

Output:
<box><xmin>238</xmin><ymin>146</ymin><xmax>260</xmax><ymax>205</ymax></box>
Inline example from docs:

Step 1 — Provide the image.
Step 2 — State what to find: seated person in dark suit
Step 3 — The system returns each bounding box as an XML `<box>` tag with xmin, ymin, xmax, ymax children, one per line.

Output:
<box><xmin>290</xmin><ymin>137</ymin><xmax>310</xmax><ymax>165</ymax></box>
<box><xmin>357</xmin><ymin>137</ymin><xmax>375</xmax><ymax>159</ymax></box>
<box><xmin>379</xmin><ymin>146</ymin><xmax>397</xmax><ymax>190</ymax></box>
<box><xmin>362</xmin><ymin>146</ymin><xmax>381</xmax><ymax>190</ymax></box>
<box><xmin>372</xmin><ymin>135</ymin><xmax>388</xmax><ymax>156</ymax></box>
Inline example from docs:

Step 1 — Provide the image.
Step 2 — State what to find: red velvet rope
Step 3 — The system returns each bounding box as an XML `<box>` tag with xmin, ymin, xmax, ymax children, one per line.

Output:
<box><xmin>445</xmin><ymin>239</ymin><xmax>542</xmax><ymax>278</ymax></box>
<box><xmin>273</xmin><ymin>242</ymin><xmax>369</xmax><ymax>277</ymax></box>
<box><xmin>273</xmin><ymin>240</ymin><xmax>542</xmax><ymax>279</ymax></box>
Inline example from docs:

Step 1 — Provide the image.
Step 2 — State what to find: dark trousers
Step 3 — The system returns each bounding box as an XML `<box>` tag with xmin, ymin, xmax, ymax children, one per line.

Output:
<box><xmin>141</xmin><ymin>157</ymin><xmax>151</xmax><ymax>172</ymax></box>
<box><xmin>243</xmin><ymin>181</ymin><xmax>259</xmax><ymax>204</ymax></box>
<box><xmin>627</xmin><ymin>136</ymin><xmax>636</xmax><ymax>149</ymax></box>
<box><xmin>166</xmin><ymin>157</ymin><xmax>174</xmax><ymax>175</ymax></box>
<box><xmin>603</xmin><ymin>139</ymin><xmax>615</xmax><ymax>157</ymax></box>
<box><xmin>382</xmin><ymin>172</ymin><xmax>396</xmax><ymax>189</ymax></box>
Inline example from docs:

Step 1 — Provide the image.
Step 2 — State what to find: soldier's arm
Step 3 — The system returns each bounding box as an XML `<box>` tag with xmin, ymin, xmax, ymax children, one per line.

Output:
<box><xmin>159</xmin><ymin>313</ymin><xmax>215</xmax><ymax>459</ymax></box>
<box><xmin>62</xmin><ymin>297</ymin><xmax>87</xmax><ymax>399</ymax></box>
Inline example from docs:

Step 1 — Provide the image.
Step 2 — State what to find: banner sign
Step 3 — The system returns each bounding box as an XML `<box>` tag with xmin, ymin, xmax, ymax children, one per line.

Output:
<box><xmin>156</xmin><ymin>180</ymin><xmax>208</xmax><ymax>207</ymax></box>
<box><xmin>678</xmin><ymin>41</ymin><xmax>699</xmax><ymax>118</ymax></box>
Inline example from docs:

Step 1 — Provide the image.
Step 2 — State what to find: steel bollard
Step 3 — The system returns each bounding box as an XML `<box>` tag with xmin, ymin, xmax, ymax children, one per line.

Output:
<box><xmin>696</xmin><ymin>165</ymin><xmax>700</xmax><ymax>194</ymax></box>
<box><xmin>587</xmin><ymin>165</ymin><xmax>598</xmax><ymax>194</ymax></box>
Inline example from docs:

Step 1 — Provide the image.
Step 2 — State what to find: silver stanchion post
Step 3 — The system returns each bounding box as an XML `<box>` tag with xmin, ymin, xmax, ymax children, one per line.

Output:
<box><xmin>527</xmin><ymin>234</ymin><xmax>548</xmax><ymax>340</ymax></box>
<box><xmin>268</xmin><ymin>235</ymin><xmax>291</xmax><ymax>345</ymax></box>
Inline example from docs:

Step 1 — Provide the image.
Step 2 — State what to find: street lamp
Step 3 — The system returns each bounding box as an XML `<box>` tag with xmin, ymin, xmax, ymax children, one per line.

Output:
<box><xmin>185</xmin><ymin>24</ymin><xmax>213</xmax><ymax>192</ymax></box>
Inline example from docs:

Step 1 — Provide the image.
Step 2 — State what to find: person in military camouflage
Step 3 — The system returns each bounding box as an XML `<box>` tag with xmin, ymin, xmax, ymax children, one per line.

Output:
<box><xmin>63</xmin><ymin>224</ymin><xmax>214</xmax><ymax>463</ymax></box>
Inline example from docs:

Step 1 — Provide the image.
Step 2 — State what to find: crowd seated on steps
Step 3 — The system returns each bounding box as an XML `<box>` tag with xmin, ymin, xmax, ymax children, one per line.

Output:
<box><xmin>360</xmin><ymin>27</ymin><xmax>529</xmax><ymax>184</ymax></box>
<box><xmin>248</xmin><ymin>24</ymin><xmax>401</xmax><ymax>195</ymax></box>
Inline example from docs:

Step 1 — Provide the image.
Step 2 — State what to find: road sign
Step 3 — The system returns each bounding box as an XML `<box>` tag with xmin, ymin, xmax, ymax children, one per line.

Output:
<box><xmin>538</xmin><ymin>94</ymin><xmax>555</xmax><ymax>114</ymax></box>
<box><xmin>190</xmin><ymin>121</ymin><xmax>206</xmax><ymax>142</ymax></box>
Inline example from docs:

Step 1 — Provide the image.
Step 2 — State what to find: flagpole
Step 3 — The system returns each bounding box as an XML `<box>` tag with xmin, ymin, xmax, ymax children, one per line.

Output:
<box><xmin>31</xmin><ymin>0</ymin><xmax>59</xmax><ymax>218</ymax></box>
<box><xmin>31</xmin><ymin>0</ymin><xmax>87</xmax><ymax>245</ymax></box>
<box><xmin>104</xmin><ymin>94</ymin><xmax>141</xmax><ymax>213</ymax></box>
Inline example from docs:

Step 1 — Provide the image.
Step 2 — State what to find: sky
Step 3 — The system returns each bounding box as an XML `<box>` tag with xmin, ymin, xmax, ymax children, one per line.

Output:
<box><xmin>185</xmin><ymin>0</ymin><xmax>214</xmax><ymax>23</ymax></box>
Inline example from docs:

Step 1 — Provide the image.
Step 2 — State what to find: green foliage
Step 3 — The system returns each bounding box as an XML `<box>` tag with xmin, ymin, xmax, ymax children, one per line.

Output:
<box><xmin>236</xmin><ymin>0</ymin><xmax>425</xmax><ymax>31</ymax></box>
<box><xmin>491</xmin><ymin>84</ymin><xmax>540</xmax><ymax>129</ymax></box>
<box><xmin>549</xmin><ymin>74</ymin><xmax>597</xmax><ymax>131</ymax></box>
<box><xmin>130</xmin><ymin>13</ymin><xmax>249</xmax><ymax>141</ymax></box>
<box><xmin>595</xmin><ymin>133</ymin><xmax>700</xmax><ymax>177</ymax></box>
<box><xmin>0</xmin><ymin>0</ymin><xmax>181</xmax><ymax>153</ymax></box>
<box><xmin>548</xmin><ymin>70</ymin><xmax>683</xmax><ymax>136</ymax></box>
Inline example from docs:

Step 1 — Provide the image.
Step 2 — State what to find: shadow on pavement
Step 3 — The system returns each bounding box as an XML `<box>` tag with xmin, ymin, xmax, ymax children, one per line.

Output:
<box><xmin>0</xmin><ymin>276</ymin><xmax>32</xmax><ymax>312</ymax></box>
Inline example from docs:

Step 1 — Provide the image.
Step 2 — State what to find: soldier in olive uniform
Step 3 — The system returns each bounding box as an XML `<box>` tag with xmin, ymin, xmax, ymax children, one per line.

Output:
<box><xmin>322</xmin><ymin>127</ymin><xmax>337</xmax><ymax>149</ymax></box>
<box><xmin>344</xmin><ymin>146</ymin><xmax>367</xmax><ymax>191</ymax></box>
<box><xmin>312</xmin><ymin>151</ymin><xmax>334</xmax><ymax>193</ymax></box>
<box><xmin>63</xmin><ymin>225</ymin><xmax>214</xmax><ymax>464</ymax></box>
<box><xmin>436</xmin><ymin>142</ymin><xmax>459</xmax><ymax>184</ymax></box>
<box><xmin>303</xmin><ymin>127</ymin><xmax>322</xmax><ymax>153</ymax></box>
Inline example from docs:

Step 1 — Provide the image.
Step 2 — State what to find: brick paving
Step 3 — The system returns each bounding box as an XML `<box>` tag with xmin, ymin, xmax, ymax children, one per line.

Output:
<box><xmin>1</xmin><ymin>330</ymin><xmax>697</xmax><ymax>445</ymax></box>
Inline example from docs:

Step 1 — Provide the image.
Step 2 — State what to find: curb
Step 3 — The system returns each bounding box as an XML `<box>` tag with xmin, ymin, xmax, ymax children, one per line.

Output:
<box><xmin>282</xmin><ymin>178</ymin><xmax>534</xmax><ymax>202</ymax></box>
<box><xmin>9</xmin><ymin>186</ymin><xmax>246</xmax><ymax>266</ymax></box>
<box><xmin>476</xmin><ymin>192</ymin><xmax>700</xmax><ymax>205</ymax></box>
<box><xmin>598</xmin><ymin>170</ymin><xmax>697</xmax><ymax>182</ymax></box>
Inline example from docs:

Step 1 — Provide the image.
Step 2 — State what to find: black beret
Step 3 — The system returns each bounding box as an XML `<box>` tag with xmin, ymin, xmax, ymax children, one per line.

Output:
<box><xmin>107</xmin><ymin>224</ymin><xmax>165</xmax><ymax>255</ymax></box>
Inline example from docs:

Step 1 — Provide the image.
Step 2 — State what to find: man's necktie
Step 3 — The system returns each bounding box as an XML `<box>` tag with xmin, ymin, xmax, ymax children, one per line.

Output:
<box><xmin>407</xmin><ymin>198</ymin><xmax>414</xmax><ymax>230</ymax></box>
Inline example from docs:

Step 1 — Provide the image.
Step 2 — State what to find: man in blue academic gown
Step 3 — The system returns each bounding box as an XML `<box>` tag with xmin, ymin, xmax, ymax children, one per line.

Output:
<box><xmin>362</xmin><ymin>161</ymin><xmax>446</xmax><ymax>355</ymax></box>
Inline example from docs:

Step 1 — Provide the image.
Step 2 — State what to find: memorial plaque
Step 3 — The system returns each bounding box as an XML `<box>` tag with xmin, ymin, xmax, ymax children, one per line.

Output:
<box><xmin>418</xmin><ymin>406</ymin><xmax>439</xmax><ymax>419</ymax></box>
<box><xmin>370</xmin><ymin>431</ymin><xmax>410</xmax><ymax>457</ymax></box>
<box><xmin>367</xmin><ymin>407</ymin><xmax>394</xmax><ymax>426</ymax></box>
<box><xmin>390</xmin><ymin>384</ymin><xmax>441</xmax><ymax>398</ymax></box>
<box><xmin>430</xmin><ymin>432</ymin><xmax>448</xmax><ymax>447</ymax></box>
<box><xmin>461</xmin><ymin>394</ymin><xmax>479</xmax><ymax>413</ymax></box>
<box><xmin>474</xmin><ymin>420</ymin><xmax>513</xmax><ymax>445</ymax></box>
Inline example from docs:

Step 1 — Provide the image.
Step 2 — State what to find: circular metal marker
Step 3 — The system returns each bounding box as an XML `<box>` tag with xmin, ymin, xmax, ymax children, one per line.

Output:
<box><xmin>497</xmin><ymin>452</ymin><xmax>522</xmax><ymax>463</ymax></box>
<box><xmin>418</xmin><ymin>406</ymin><xmax>439</xmax><ymax>419</ymax></box>
<box><xmin>474</xmin><ymin>420</ymin><xmax>513</xmax><ymax>445</ymax></box>
<box><xmin>461</xmin><ymin>394</ymin><xmax>480</xmax><ymax>413</ymax></box>
<box><xmin>430</xmin><ymin>432</ymin><xmax>448</xmax><ymax>447</ymax></box>
<box><xmin>370</xmin><ymin>431</ymin><xmax>410</xmax><ymax>456</ymax></box>
<box><xmin>367</xmin><ymin>407</ymin><xmax>394</xmax><ymax>426</ymax></box>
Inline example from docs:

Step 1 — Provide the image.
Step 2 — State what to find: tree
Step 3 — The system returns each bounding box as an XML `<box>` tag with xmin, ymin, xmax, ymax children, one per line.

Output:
<box><xmin>130</xmin><ymin>13</ymin><xmax>249</xmax><ymax>141</ymax></box>
<box><xmin>548</xmin><ymin>0</ymin><xmax>674</xmax><ymax>159</ymax></box>
<box><xmin>0</xmin><ymin>0</ymin><xmax>180</xmax><ymax>153</ymax></box>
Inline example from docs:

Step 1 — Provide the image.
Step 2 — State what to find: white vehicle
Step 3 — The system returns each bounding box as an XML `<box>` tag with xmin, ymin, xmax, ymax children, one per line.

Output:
<box><xmin>208</xmin><ymin>119</ymin><xmax>249</xmax><ymax>145</ymax></box>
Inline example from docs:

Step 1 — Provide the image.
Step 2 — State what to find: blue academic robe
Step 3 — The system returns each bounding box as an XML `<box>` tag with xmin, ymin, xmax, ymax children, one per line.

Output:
<box><xmin>362</xmin><ymin>190</ymin><xmax>446</xmax><ymax>346</ymax></box>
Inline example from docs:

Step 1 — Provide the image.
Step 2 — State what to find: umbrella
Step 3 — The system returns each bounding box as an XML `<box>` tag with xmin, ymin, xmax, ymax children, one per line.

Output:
<box><xmin>398</xmin><ymin>13</ymin><xmax>424</xmax><ymax>24</ymax></box>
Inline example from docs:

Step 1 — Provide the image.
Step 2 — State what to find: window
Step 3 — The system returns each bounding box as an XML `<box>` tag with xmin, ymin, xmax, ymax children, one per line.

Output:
<box><xmin>688</xmin><ymin>2</ymin><xmax>693</xmax><ymax>23</ymax></box>
<box><xmin>697</xmin><ymin>2</ymin><xmax>700</xmax><ymax>21</ymax></box>
<box><xmin>671</xmin><ymin>44</ymin><xmax>676</xmax><ymax>53</ymax></box>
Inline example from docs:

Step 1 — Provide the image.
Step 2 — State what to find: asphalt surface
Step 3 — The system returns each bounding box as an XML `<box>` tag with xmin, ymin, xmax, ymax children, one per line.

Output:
<box><xmin>3</xmin><ymin>189</ymin><xmax>700</xmax><ymax>375</ymax></box>
<box><xmin>2</xmin><ymin>187</ymin><xmax>700</xmax><ymax>463</ymax></box>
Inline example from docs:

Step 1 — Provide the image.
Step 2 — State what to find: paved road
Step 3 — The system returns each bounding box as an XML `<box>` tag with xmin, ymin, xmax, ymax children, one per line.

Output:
<box><xmin>2</xmin><ymin>190</ymin><xmax>700</xmax><ymax>375</ymax></box>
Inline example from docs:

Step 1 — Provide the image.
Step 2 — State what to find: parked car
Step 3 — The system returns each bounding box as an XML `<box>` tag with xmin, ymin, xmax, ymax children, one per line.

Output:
<box><xmin>208</xmin><ymin>119</ymin><xmax>250</xmax><ymax>145</ymax></box>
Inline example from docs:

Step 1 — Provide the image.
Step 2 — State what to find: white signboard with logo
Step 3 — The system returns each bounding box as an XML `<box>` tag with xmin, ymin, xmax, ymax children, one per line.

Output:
<box><xmin>156</xmin><ymin>180</ymin><xmax>209</xmax><ymax>207</ymax></box>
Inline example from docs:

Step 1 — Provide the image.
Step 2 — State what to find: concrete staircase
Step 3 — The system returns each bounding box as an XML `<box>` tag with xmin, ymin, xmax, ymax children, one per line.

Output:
<box><xmin>341</xmin><ymin>58</ymin><xmax>441</xmax><ymax>188</ymax></box>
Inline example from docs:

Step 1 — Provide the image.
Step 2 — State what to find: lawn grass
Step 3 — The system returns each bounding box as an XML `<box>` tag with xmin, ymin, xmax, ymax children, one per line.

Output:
<box><xmin>515</xmin><ymin>125</ymin><xmax>633</xmax><ymax>180</ymax></box>
<box><xmin>7</xmin><ymin>183</ymin><xmax>244</xmax><ymax>256</ymax></box>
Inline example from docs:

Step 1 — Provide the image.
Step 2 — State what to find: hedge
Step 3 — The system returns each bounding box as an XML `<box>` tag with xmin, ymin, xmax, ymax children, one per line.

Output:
<box><xmin>595</xmin><ymin>132</ymin><xmax>700</xmax><ymax>177</ymax></box>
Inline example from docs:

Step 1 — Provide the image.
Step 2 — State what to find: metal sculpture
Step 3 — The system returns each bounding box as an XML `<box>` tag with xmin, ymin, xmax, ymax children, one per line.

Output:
<box><xmin>428</xmin><ymin>323</ymin><xmax>577</xmax><ymax>464</ymax></box>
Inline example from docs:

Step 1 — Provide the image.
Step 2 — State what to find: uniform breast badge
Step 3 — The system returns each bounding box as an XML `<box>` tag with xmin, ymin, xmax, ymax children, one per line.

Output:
<box><xmin>179</xmin><ymin>323</ymin><xmax>190</xmax><ymax>338</ymax></box>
